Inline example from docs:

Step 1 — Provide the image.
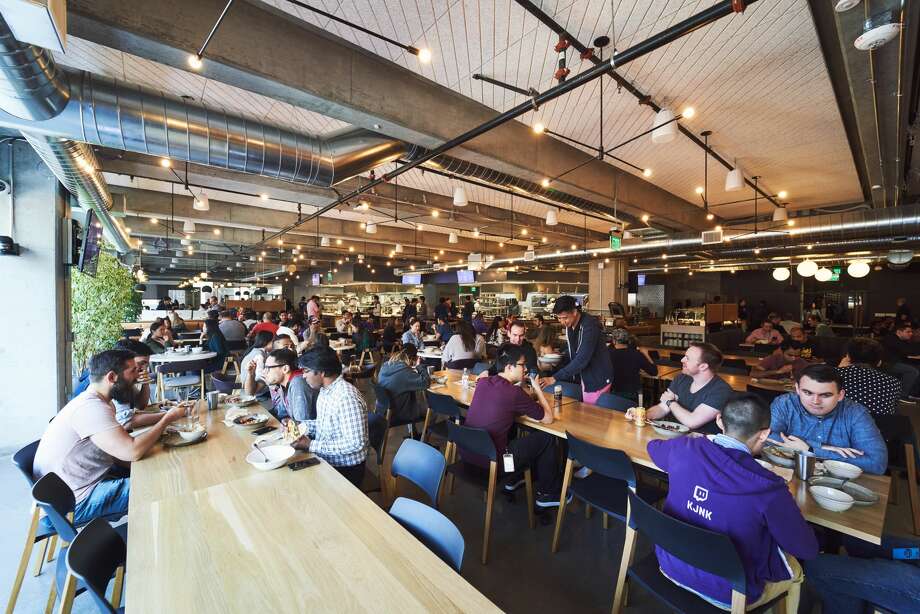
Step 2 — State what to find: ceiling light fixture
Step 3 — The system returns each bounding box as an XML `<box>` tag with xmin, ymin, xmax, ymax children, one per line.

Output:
<box><xmin>159</xmin><ymin>158</ymin><xmax>171</xmax><ymax>168</ymax></box>
<box><xmin>320</xmin><ymin>236</ymin><xmax>330</xmax><ymax>247</ymax></box>
<box><xmin>187</xmin><ymin>54</ymin><xmax>203</xmax><ymax>70</ymax></box>
<box><xmin>681</xmin><ymin>106</ymin><xmax>696</xmax><ymax>119</ymax></box>
<box><xmin>182</xmin><ymin>219</ymin><xmax>195</xmax><ymax>233</ymax></box>
<box><xmin>777</xmin><ymin>190</ymin><xmax>788</xmax><ymax>200</ymax></box>
<box><xmin>847</xmin><ymin>260</ymin><xmax>870</xmax><ymax>278</ymax></box>
<box><xmin>642</xmin><ymin>168</ymin><xmax>652</xmax><ymax>177</ymax></box>
<box><xmin>416</xmin><ymin>47</ymin><xmax>432</xmax><ymax>63</ymax></box>
<box><xmin>797</xmin><ymin>260</ymin><xmax>818</xmax><ymax>277</ymax></box>
<box><xmin>193</xmin><ymin>191</ymin><xmax>210</xmax><ymax>211</ymax></box>
<box><xmin>545</xmin><ymin>209</ymin><xmax>558</xmax><ymax>226</ymax></box>
<box><xmin>772</xmin><ymin>206</ymin><xmax>788</xmax><ymax>222</ymax></box>
<box><xmin>365</xmin><ymin>223</ymin><xmax>377</xmax><ymax>234</ymax></box>
<box><xmin>532</xmin><ymin>122</ymin><xmax>546</xmax><ymax>134</ymax></box>
<box><xmin>150</xmin><ymin>218</ymin><xmax>158</xmax><ymax>225</ymax></box>
<box><xmin>772</xmin><ymin>267</ymin><xmax>791</xmax><ymax>281</ymax></box>
<box><xmin>431</xmin><ymin>209</ymin><xmax>439</xmax><ymax>218</ymax></box>
<box><xmin>651</xmin><ymin>108</ymin><xmax>677</xmax><ymax>143</ymax></box>
<box><xmin>473</xmin><ymin>228</ymin><xmax>480</xmax><ymax>237</ymax></box>
<box><xmin>815</xmin><ymin>267</ymin><xmax>833</xmax><ymax>282</ymax></box>
<box><xmin>448</xmin><ymin>232</ymin><xmax>459</xmax><ymax>244</ymax></box>
<box><xmin>541</xmin><ymin>178</ymin><xmax>551</xmax><ymax>188</ymax></box>
<box><xmin>260</xmin><ymin>193</ymin><xmax>269</xmax><ymax>201</ymax></box>
<box><xmin>725</xmin><ymin>166</ymin><xmax>744</xmax><ymax>192</ymax></box>
<box><xmin>452</xmin><ymin>186</ymin><xmax>468</xmax><ymax>206</ymax></box>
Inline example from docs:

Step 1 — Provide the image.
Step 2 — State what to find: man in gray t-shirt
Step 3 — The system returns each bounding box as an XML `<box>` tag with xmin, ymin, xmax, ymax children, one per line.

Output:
<box><xmin>634</xmin><ymin>342</ymin><xmax>732</xmax><ymax>433</ymax></box>
<box><xmin>218</xmin><ymin>310</ymin><xmax>247</xmax><ymax>341</ymax></box>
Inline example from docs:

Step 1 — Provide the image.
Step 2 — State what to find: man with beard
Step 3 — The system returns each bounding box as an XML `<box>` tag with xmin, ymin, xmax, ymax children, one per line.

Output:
<box><xmin>33</xmin><ymin>350</ymin><xmax>187</xmax><ymax>523</ymax></box>
<box><xmin>112</xmin><ymin>339</ymin><xmax>168</xmax><ymax>429</ymax></box>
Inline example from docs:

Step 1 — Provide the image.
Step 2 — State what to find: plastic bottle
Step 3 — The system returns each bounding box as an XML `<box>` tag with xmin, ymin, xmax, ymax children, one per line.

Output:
<box><xmin>462</xmin><ymin>368</ymin><xmax>470</xmax><ymax>389</ymax></box>
<box><xmin>553</xmin><ymin>385</ymin><xmax>563</xmax><ymax>418</ymax></box>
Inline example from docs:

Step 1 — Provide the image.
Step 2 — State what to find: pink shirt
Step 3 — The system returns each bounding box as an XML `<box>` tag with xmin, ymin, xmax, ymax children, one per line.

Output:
<box><xmin>307</xmin><ymin>299</ymin><xmax>320</xmax><ymax>320</ymax></box>
<box><xmin>745</xmin><ymin>327</ymin><xmax>783</xmax><ymax>345</ymax></box>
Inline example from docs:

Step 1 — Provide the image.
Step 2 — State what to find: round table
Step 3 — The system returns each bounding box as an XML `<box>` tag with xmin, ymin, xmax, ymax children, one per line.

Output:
<box><xmin>418</xmin><ymin>349</ymin><xmax>443</xmax><ymax>360</ymax></box>
<box><xmin>149</xmin><ymin>350</ymin><xmax>217</xmax><ymax>363</ymax></box>
<box><xmin>329</xmin><ymin>343</ymin><xmax>355</xmax><ymax>353</ymax></box>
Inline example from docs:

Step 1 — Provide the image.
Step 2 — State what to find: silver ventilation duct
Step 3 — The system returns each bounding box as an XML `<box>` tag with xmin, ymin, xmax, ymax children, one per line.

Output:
<box><xmin>0</xmin><ymin>13</ymin><xmax>132</xmax><ymax>253</ymax></box>
<box><xmin>0</xmin><ymin>68</ymin><xmax>419</xmax><ymax>187</ymax></box>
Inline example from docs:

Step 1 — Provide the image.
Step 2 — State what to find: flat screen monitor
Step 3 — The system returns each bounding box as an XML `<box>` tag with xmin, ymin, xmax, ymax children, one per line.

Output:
<box><xmin>457</xmin><ymin>269</ymin><xmax>474</xmax><ymax>284</ymax></box>
<box><xmin>402</xmin><ymin>273</ymin><xmax>422</xmax><ymax>285</ymax></box>
<box><xmin>78</xmin><ymin>209</ymin><xmax>103</xmax><ymax>276</ymax></box>
<box><xmin>637</xmin><ymin>273</ymin><xmax>646</xmax><ymax>286</ymax></box>
<box><xmin>311</xmin><ymin>273</ymin><xmax>321</xmax><ymax>286</ymax></box>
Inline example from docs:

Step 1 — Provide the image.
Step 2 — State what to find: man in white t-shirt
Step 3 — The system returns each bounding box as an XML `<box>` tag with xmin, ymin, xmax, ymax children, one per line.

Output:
<box><xmin>33</xmin><ymin>349</ymin><xmax>186</xmax><ymax>524</ymax></box>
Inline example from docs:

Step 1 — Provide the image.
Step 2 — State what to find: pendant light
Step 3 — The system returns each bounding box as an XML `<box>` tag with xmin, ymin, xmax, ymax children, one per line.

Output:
<box><xmin>815</xmin><ymin>267</ymin><xmax>833</xmax><ymax>282</ymax></box>
<box><xmin>193</xmin><ymin>191</ymin><xmax>209</xmax><ymax>211</ymax></box>
<box><xmin>651</xmin><ymin>109</ymin><xmax>677</xmax><ymax>143</ymax></box>
<box><xmin>395</xmin><ymin>243</ymin><xmax>404</xmax><ymax>253</ymax></box>
<box><xmin>797</xmin><ymin>260</ymin><xmax>818</xmax><ymax>277</ymax></box>
<box><xmin>772</xmin><ymin>267</ymin><xmax>791</xmax><ymax>281</ymax></box>
<box><xmin>847</xmin><ymin>260</ymin><xmax>870</xmax><ymax>278</ymax></box>
<box><xmin>365</xmin><ymin>223</ymin><xmax>377</xmax><ymax>234</ymax></box>
<box><xmin>182</xmin><ymin>219</ymin><xmax>195</xmax><ymax>233</ymax></box>
<box><xmin>772</xmin><ymin>206</ymin><xmax>788</xmax><ymax>222</ymax></box>
<box><xmin>448</xmin><ymin>232</ymin><xmax>458</xmax><ymax>244</ymax></box>
<box><xmin>320</xmin><ymin>236</ymin><xmax>330</xmax><ymax>247</ymax></box>
<box><xmin>452</xmin><ymin>186</ymin><xmax>468</xmax><ymax>206</ymax></box>
<box><xmin>725</xmin><ymin>166</ymin><xmax>744</xmax><ymax>192</ymax></box>
<box><xmin>545</xmin><ymin>208</ymin><xmax>558</xmax><ymax>226</ymax></box>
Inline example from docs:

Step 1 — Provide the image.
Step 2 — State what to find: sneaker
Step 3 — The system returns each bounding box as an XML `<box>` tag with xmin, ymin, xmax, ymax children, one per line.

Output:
<box><xmin>535</xmin><ymin>490</ymin><xmax>573</xmax><ymax>508</ymax></box>
<box><xmin>503</xmin><ymin>473</ymin><xmax>526</xmax><ymax>493</ymax></box>
<box><xmin>573</xmin><ymin>466</ymin><xmax>592</xmax><ymax>479</ymax></box>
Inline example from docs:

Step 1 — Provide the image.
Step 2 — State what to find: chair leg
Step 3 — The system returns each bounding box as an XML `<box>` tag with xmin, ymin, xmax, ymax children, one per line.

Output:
<box><xmin>57</xmin><ymin>573</ymin><xmax>77</xmax><ymax>614</ymax></box>
<box><xmin>420</xmin><ymin>409</ymin><xmax>432</xmax><ymax>444</ymax></box>
<box><xmin>890</xmin><ymin>469</ymin><xmax>901</xmax><ymax>505</ymax></box>
<box><xmin>585</xmin><ymin>503</ymin><xmax>593</xmax><ymax>519</ymax></box>
<box><xmin>729</xmin><ymin>590</ymin><xmax>746</xmax><ymax>614</ymax></box>
<box><xmin>6</xmin><ymin>505</ymin><xmax>40</xmax><ymax>614</ymax></box>
<box><xmin>111</xmin><ymin>565</ymin><xmax>125</xmax><ymax>609</ymax></box>
<box><xmin>447</xmin><ymin>442</ymin><xmax>457</xmax><ymax>495</ymax></box>
<box><xmin>200</xmin><ymin>369</ymin><xmax>205</xmax><ymax>399</ymax></box>
<box><xmin>33</xmin><ymin>535</ymin><xmax>49</xmax><ymax>576</ymax></box>
<box><xmin>905</xmin><ymin>443</ymin><xmax>920</xmax><ymax>535</ymax></box>
<box><xmin>603</xmin><ymin>513</ymin><xmax>610</xmax><ymax>530</ymax></box>
<box><xmin>481</xmin><ymin>462</ymin><xmax>497</xmax><ymax>565</ymax></box>
<box><xmin>45</xmin><ymin>534</ymin><xmax>58</xmax><ymax>563</ymax></box>
<box><xmin>524</xmin><ymin>469</ymin><xmax>536</xmax><ymax>529</ymax></box>
<box><xmin>43</xmin><ymin>580</ymin><xmax>57</xmax><ymax>614</ymax></box>
<box><xmin>551</xmin><ymin>458</ymin><xmax>575</xmax><ymax>553</ymax></box>
<box><xmin>611</xmin><ymin>521</ymin><xmax>637</xmax><ymax>614</ymax></box>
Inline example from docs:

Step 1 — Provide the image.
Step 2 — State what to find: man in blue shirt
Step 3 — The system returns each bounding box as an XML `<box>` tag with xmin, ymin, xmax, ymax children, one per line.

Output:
<box><xmin>435</xmin><ymin>314</ymin><xmax>453</xmax><ymax>343</ymax></box>
<box><xmin>769</xmin><ymin>364</ymin><xmax>887</xmax><ymax>474</ymax></box>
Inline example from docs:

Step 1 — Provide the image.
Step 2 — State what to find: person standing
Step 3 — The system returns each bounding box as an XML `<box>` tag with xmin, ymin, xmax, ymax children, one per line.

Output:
<box><xmin>416</xmin><ymin>296</ymin><xmax>429</xmax><ymax>321</ymax></box>
<box><xmin>462</xmin><ymin>296</ymin><xmax>475</xmax><ymax>322</ymax></box>
<box><xmin>540</xmin><ymin>295</ymin><xmax>612</xmax><ymax>404</ymax></box>
<box><xmin>434</xmin><ymin>297</ymin><xmax>449</xmax><ymax>322</ymax></box>
<box><xmin>306</xmin><ymin>295</ymin><xmax>321</xmax><ymax>322</ymax></box>
<box><xmin>895</xmin><ymin>297</ymin><xmax>912</xmax><ymax>324</ymax></box>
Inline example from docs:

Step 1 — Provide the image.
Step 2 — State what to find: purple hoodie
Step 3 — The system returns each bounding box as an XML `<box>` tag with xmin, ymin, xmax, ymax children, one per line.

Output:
<box><xmin>647</xmin><ymin>436</ymin><xmax>818</xmax><ymax>605</ymax></box>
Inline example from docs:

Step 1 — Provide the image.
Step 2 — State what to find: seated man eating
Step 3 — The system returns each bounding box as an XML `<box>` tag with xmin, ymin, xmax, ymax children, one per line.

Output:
<box><xmin>33</xmin><ymin>350</ymin><xmax>186</xmax><ymax>523</ymax></box>
<box><xmin>769</xmin><ymin>364</ymin><xmax>887</xmax><ymax>474</ymax></box>
<box><xmin>633</xmin><ymin>342</ymin><xmax>732</xmax><ymax>433</ymax></box>
<box><xmin>648</xmin><ymin>394</ymin><xmax>818</xmax><ymax>610</ymax></box>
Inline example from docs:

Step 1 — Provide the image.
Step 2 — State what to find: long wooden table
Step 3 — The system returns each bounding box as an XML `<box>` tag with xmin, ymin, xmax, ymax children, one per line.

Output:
<box><xmin>430</xmin><ymin>375</ymin><xmax>890</xmax><ymax>545</ymax></box>
<box><xmin>125</xmin><ymin>404</ymin><xmax>499</xmax><ymax>613</ymax></box>
<box><xmin>659</xmin><ymin>368</ymin><xmax>791</xmax><ymax>394</ymax></box>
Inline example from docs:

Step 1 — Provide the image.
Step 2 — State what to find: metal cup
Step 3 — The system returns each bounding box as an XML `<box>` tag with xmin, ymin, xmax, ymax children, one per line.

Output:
<box><xmin>206</xmin><ymin>391</ymin><xmax>220</xmax><ymax>411</ymax></box>
<box><xmin>794</xmin><ymin>451</ymin><xmax>816</xmax><ymax>481</ymax></box>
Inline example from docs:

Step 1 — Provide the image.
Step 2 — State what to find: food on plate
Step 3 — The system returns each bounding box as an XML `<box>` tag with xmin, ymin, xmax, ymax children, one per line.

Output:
<box><xmin>766</xmin><ymin>446</ymin><xmax>795</xmax><ymax>459</ymax></box>
<box><xmin>233</xmin><ymin>414</ymin><xmax>265</xmax><ymax>426</ymax></box>
<box><xmin>283</xmin><ymin>419</ymin><xmax>303</xmax><ymax>444</ymax></box>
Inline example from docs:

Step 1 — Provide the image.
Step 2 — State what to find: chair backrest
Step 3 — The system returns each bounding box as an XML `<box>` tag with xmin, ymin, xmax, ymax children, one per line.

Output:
<box><xmin>31</xmin><ymin>472</ymin><xmax>77</xmax><ymax>542</ymax></box>
<box><xmin>391</xmin><ymin>439</ymin><xmax>447</xmax><ymax>508</ymax></box>
<box><xmin>225</xmin><ymin>339</ymin><xmax>247</xmax><ymax>352</ymax></box>
<box><xmin>66</xmin><ymin>518</ymin><xmax>126</xmax><ymax>614</ymax></box>
<box><xmin>669</xmin><ymin>352</ymin><xmax>685</xmax><ymax>363</ymax></box>
<box><xmin>647</xmin><ymin>350</ymin><xmax>660</xmax><ymax>361</ymax></box>
<box><xmin>445</xmin><ymin>358</ymin><xmax>477</xmax><ymax>370</ymax></box>
<box><xmin>752</xmin><ymin>343</ymin><xmax>775</xmax><ymax>356</ymax></box>
<box><xmin>210</xmin><ymin>373</ymin><xmax>236</xmax><ymax>394</ymax></box>
<box><xmin>542</xmin><ymin>380</ymin><xmax>582</xmax><ymax>401</ymax></box>
<box><xmin>471</xmin><ymin>362</ymin><xmax>491</xmax><ymax>376</ymax></box>
<box><xmin>367</xmin><ymin>412</ymin><xmax>388</xmax><ymax>467</ymax></box>
<box><xmin>721</xmin><ymin>358</ymin><xmax>750</xmax><ymax>374</ymax></box>
<box><xmin>425</xmin><ymin>391</ymin><xmax>461</xmax><ymax>418</ymax></box>
<box><xmin>566</xmin><ymin>432</ymin><xmax>636</xmax><ymax>486</ymax></box>
<box><xmin>373</xmin><ymin>382</ymin><xmax>391</xmax><ymax>414</ymax></box>
<box><xmin>389</xmin><ymin>497</ymin><xmax>464</xmax><ymax>573</ymax></box>
<box><xmin>745</xmin><ymin>384</ymin><xmax>784</xmax><ymax>405</ymax></box>
<box><xmin>156</xmin><ymin>358</ymin><xmax>211</xmax><ymax>375</ymax></box>
<box><xmin>594</xmin><ymin>392</ymin><xmax>635</xmax><ymax>412</ymax></box>
<box><xmin>446</xmin><ymin>422</ymin><xmax>497</xmax><ymax>462</ymax></box>
<box><xmin>12</xmin><ymin>440</ymin><xmax>40</xmax><ymax>487</ymax></box>
<box><xmin>626</xmin><ymin>490</ymin><xmax>747</xmax><ymax>595</ymax></box>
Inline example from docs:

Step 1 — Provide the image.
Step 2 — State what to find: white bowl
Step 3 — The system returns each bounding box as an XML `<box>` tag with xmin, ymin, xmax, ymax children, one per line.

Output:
<box><xmin>177</xmin><ymin>424</ymin><xmax>206</xmax><ymax>442</ymax></box>
<box><xmin>650</xmin><ymin>421</ymin><xmax>690</xmax><ymax>439</ymax></box>
<box><xmin>246</xmin><ymin>445</ymin><xmax>295</xmax><ymax>471</ymax></box>
<box><xmin>809</xmin><ymin>485</ymin><xmax>854</xmax><ymax>512</ymax></box>
<box><xmin>192</xmin><ymin>347</ymin><xmax>204</xmax><ymax>353</ymax></box>
<box><xmin>823</xmin><ymin>460</ymin><xmax>863</xmax><ymax>480</ymax></box>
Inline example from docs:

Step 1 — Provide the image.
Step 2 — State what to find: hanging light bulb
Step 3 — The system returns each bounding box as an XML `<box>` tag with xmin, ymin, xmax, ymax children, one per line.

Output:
<box><xmin>182</xmin><ymin>219</ymin><xmax>196</xmax><ymax>233</ymax></box>
<box><xmin>651</xmin><ymin>108</ymin><xmax>678</xmax><ymax>143</ymax></box>
<box><xmin>847</xmin><ymin>260</ymin><xmax>870</xmax><ymax>278</ymax></box>
<box><xmin>193</xmin><ymin>191</ymin><xmax>209</xmax><ymax>211</ymax></box>
<box><xmin>395</xmin><ymin>243</ymin><xmax>404</xmax><ymax>253</ymax></box>
<box><xmin>725</xmin><ymin>167</ymin><xmax>744</xmax><ymax>192</ymax></box>
<box><xmin>772</xmin><ymin>267</ymin><xmax>791</xmax><ymax>281</ymax></box>
<box><xmin>320</xmin><ymin>236</ymin><xmax>330</xmax><ymax>247</ymax></box>
<box><xmin>545</xmin><ymin>209</ymin><xmax>558</xmax><ymax>226</ymax></box>
<box><xmin>448</xmin><ymin>232</ymin><xmax>458</xmax><ymax>244</ymax></box>
<box><xmin>452</xmin><ymin>186</ymin><xmax>468</xmax><ymax>206</ymax></box>
<box><xmin>797</xmin><ymin>260</ymin><xmax>818</xmax><ymax>277</ymax></box>
<box><xmin>815</xmin><ymin>267</ymin><xmax>833</xmax><ymax>282</ymax></box>
<box><xmin>365</xmin><ymin>223</ymin><xmax>377</xmax><ymax>234</ymax></box>
<box><xmin>473</xmin><ymin>227</ymin><xmax>480</xmax><ymax>237</ymax></box>
<box><xmin>532</xmin><ymin>122</ymin><xmax>546</xmax><ymax>134</ymax></box>
<box><xmin>187</xmin><ymin>54</ymin><xmax>203</xmax><ymax>70</ymax></box>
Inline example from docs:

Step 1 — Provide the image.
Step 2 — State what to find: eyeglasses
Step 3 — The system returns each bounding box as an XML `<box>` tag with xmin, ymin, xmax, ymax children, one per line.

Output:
<box><xmin>263</xmin><ymin>364</ymin><xmax>286</xmax><ymax>370</ymax></box>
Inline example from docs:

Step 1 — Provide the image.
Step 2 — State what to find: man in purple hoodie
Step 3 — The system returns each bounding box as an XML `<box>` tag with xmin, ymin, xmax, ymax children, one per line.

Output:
<box><xmin>647</xmin><ymin>394</ymin><xmax>818</xmax><ymax>609</ymax></box>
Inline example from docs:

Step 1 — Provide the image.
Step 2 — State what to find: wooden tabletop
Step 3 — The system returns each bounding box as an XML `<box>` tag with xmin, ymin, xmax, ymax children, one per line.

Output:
<box><xmin>659</xmin><ymin>369</ymin><xmax>791</xmax><ymax>393</ymax></box>
<box><xmin>640</xmin><ymin>346</ymin><xmax>762</xmax><ymax>367</ymax></box>
<box><xmin>429</xmin><ymin>370</ymin><xmax>581</xmax><ymax>409</ymax></box>
<box><xmin>126</xmin><ymin>405</ymin><xmax>498</xmax><ymax>613</ymax></box>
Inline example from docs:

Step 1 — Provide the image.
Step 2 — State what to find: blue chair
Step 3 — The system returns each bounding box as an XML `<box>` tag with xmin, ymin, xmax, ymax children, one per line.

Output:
<box><xmin>372</xmin><ymin>382</ymin><xmax>425</xmax><ymax>490</ymax></box>
<box><xmin>420</xmin><ymin>390</ymin><xmax>462</xmax><ymax>445</ymax></box>
<box><xmin>65</xmin><ymin>519</ymin><xmax>127</xmax><ymax>614</ymax></box>
<box><xmin>471</xmin><ymin>362</ymin><xmax>491</xmax><ymax>376</ymax></box>
<box><xmin>542</xmin><ymin>380</ymin><xmax>582</xmax><ymax>401</ymax></box>
<box><xmin>7</xmin><ymin>441</ymin><xmax>59</xmax><ymax>613</ymax></box>
<box><xmin>444</xmin><ymin>422</ymin><xmax>535</xmax><ymax>564</ymax></box>
<box><xmin>551</xmin><ymin>432</ymin><xmax>660</xmax><ymax>553</ymax></box>
<box><xmin>594</xmin><ymin>392</ymin><xmax>635</xmax><ymax>412</ymax></box>
<box><xmin>389</xmin><ymin>497</ymin><xmax>464</xmax><ymax>573</ymax></box>
<box><xmin>611</xmin><ymin>490</ymin><xmax>789</xmax><ymax>614</ymax></box>
<box><xmin>390</xmin><ymin>439</ymin><xmax>447</xmax><ymax>508</ymax></box>
<box><xmin>210</xmin><ymin>372</ymin><xmax>237</xmax><ymax>394</ymax></box>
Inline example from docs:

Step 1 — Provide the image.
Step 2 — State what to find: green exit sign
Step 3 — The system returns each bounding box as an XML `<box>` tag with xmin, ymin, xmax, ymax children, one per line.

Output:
<box><xmin>609</xmin><ymin>235</ymin><xmax>622</xmax><ymax>251</ymax></box>
<box><xmin>830</xmin><ymin>267</ymin><xmax>841</xmax><ymax>282</ymax></box>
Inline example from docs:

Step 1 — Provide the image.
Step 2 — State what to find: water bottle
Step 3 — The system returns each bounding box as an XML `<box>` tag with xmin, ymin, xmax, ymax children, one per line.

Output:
<box><xmin>638</xmin><ymin>391</ymin><xmax>644</xmax><ymax>409</ymax></box>
<box><xmin>553</xmin><ymin>385</ymin><xmax>563</xmax><ymax>418</ymax></box>
<box><xmin>462</xmin><ymin>368</ymin><xmax>470</xmax><ymax>389</ymax></box>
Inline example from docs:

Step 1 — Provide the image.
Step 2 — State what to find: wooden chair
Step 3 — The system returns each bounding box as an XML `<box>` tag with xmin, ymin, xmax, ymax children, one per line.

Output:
<box><xmin>874</xmin><ymin>413</ymin><xmax>920</xmax><ymax>535</ymax></box>
<box><xmin>155</xmin><ymin>358</ymin><xmax>209</xmax><ymax>401</ymax></box>
<box><xmin>612</xmin><ymin>491</ymin><xmax>792</xmax><ymax>614</ymax></box>
<box><xmin>64</xmin><ymin>519</ymin><xmax>127</xmax><ymax>614</ymax></box>
<box><xmin>420</xmin><ymin>390</ymin><xmax>463</xmax><ymax>446</ymax></box>
<box><xmin>444</xmin><ymin>422</ymin><xmax>535</xmax><ymax>564</ymax></box>
<box><xmin>360</xmin><ymin>412</ymin><xmax>389</xmax><ymax>503</ymax></box>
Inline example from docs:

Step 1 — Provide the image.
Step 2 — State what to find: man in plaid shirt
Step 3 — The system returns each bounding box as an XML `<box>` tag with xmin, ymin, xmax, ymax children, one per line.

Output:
<box><xmin>294</xmin><ymin>347</ymin><xmax>368</xmax><ymax>486</ymax></box>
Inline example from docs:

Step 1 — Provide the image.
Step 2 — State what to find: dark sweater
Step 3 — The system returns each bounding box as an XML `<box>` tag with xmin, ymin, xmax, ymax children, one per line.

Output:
<box><xmin>609</xmin><ymin>346</ymin><xmax>657</xmax><ymax>395</ymax></box>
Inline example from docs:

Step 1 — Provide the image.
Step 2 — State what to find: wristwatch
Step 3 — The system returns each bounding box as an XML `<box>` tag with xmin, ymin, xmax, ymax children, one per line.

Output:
<box><xmin>665</xmin><ymin>399</ymin><xmax>674</xmax><ymax>409</ymax></box>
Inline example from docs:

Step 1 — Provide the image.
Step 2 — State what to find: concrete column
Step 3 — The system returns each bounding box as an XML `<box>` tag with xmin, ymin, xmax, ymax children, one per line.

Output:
<box><xmin>0</xmin><ymin>141</ymin><xmax>71</xmax><ymax>452</ymax></box>
<box><xmin>588</xmin><ymin>258</ymin><xmax>628</xmax><ymax>315</ymax></box>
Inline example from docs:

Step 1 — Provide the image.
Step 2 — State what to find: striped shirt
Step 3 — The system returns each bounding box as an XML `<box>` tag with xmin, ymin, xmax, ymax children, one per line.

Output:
<box><xmin>302</xmin><ymin>376</ymin><xmax>368</xmax><ymax>467</ymax></box>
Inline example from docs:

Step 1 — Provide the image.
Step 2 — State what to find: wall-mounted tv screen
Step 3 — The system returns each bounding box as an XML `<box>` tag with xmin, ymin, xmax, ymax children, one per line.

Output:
<box><xmin>637</xmin><ymin>273</ymin><xmax>646</xmax><ymax>286</ymax></box>
<box><xmin>311</xmin><ymin>273</ymin><xmax>321</xmax><ymax>286</ymax></box>
<box><xmin>402</xmin><ymin>273</ymin><xmax>422</xmax><ymax>285</ymax></box>
<box><xmin>457</xmin><ymin>269</ymin><xmax>474</xmax><ymax>284</ymax></box>
<box><xmin>78</xmin><ymin>209</ymin><xmax>103</xmax><ymax>276</ymax></box>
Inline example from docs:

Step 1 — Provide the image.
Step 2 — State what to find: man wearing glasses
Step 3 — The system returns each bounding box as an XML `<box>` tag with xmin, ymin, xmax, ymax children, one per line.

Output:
<box><xmin>258</xmin><ymin>348</ymin><xmax>313</xmax><ymax>421</ymax></box>
<box><xmin>463</xmin><ymin>346</ymin><xmax>565</xmax><ymax>507</ymax></box>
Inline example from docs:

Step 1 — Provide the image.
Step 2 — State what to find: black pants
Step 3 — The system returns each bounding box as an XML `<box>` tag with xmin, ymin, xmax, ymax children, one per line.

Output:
<box><xmin>506</xmin><ymin>429</ymin><xmax>559</xmax><ymax>494</ymax></box>
<box><xmin>335</xmin><ymin>462</ymin><xmax>366</xmax><ymax>487</ymax></box>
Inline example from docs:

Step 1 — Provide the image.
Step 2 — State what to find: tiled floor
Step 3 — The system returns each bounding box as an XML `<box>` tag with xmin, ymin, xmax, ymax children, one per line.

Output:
<box><xmin>1</xmin><ymin>404</ymin><xmax>915</xmax><ymax>613</ymax></box>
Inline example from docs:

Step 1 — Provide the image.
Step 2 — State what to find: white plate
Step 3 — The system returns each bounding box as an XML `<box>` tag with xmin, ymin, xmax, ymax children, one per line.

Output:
<box><xmin>233</xmin><ymin>414</ymin><xmax>270</xmax><ymax>427</ymax></box>
<box><xmin>246</xmin><ymin>445</ymin><xmax>295</xmax><ymax>471</ymax></box>
<box><xmin>823</xmin><ymin>459</ymin><xmax>863</xmax><ymax>480</ymax></box>
<box><xmin>177</xmin><ymin>424</ymin><xmax>207</xmax><ymax>441</ymax></box>
<box><xmin>650</xmin><ymin>420</ymin><xmax>690</xmax><ymax>439</ymax></box>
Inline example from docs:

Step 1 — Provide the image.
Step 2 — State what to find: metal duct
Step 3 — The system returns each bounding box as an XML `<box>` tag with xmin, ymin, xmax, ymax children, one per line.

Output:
<box><xmin>0</xmin><ymin>68</ymin><xmax>420</xmax><ymax>187</ymax></box>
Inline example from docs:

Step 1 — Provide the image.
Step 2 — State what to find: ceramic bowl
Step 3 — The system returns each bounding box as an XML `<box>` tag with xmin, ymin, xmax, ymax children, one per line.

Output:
<box><xmin>246</xmin><ymin>445</ymin><xmax>295</xmax><ymax>471</ymax></box>
<box><xmin>177</xmin><ymin>424</ymin><xmax>206</xmax><ymax>442</ymax></box>
<box><xmin>809</xmin><ymin>485</ymin><xmax>854</xmax><ymax>512</ymax></box>
<box><xmin>823</xmin><ymin>460</ymin><xmax>863</xmax><ymax>480</ymax></box>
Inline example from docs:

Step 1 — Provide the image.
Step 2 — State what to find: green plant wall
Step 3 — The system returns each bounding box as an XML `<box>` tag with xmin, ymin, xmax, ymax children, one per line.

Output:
<box><xmin>71</xmin><ymin>248</ymin><xmax>142</xmax><ymax>372</ymax></box>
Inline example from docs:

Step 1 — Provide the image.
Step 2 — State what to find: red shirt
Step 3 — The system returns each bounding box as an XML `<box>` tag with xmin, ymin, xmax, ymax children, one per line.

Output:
<box><xmin>461</xmin><ymin>375</ymin><xmax>544</xmax><ymax>467</ymax></box>
<box><xmin>250</xmin><ymin>321</ymin><xmax>279</xmax><ymax>337</ymax></box>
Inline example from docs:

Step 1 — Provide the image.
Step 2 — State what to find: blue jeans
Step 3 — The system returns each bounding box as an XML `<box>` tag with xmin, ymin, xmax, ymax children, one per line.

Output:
<box><xmin>804</xmin><ymin>535</ymin><xmax>920</xmax><ymax>614</ymax></box>
<box><xmin>73</xmin><ymin>478</ymin><xmax>130</xmax><ymax>526</ymax></box>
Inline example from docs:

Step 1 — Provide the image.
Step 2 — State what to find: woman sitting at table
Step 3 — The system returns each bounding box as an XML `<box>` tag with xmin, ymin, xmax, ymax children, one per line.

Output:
<box><xmin>376</xmin><ymin>345</ymin><xmax>431</xmax><ymax>424</ymax></box>
<box><xmin>381</xmin><ymin>317</ymin><xmax>400</xmax><ymax>353</ymax></box>
<box><xmin>486</xmin><ymin>316</ymin><xmax>505</xmax><ymax>346</ymax></box>
<box><xmin>168</xmin><ymin>309</ymin><xmax>187</xmax><ymax>332</ymax></box>
<box><xmin>608</xmin><ymin>328</ymin><xmax>657</xmax><ymax>402</ymax></box>
<box><xmin>441</xmin><ymin>320</ymin><xmax>486</xmax><ymax>369</ymax></box>
<box><xmin>200</xmin><ymin>318</ymin><xmax>229</xmax><ymax>372</ymax></box>
<box><xmin>400</xmin><ymin>317</ymin><xmax>424</xmax><ymax>349</ymax></box>
<box><xmin>532</xmin><ymin>322</ymin><xmax>556</xmax><ymax>357</ymax></box>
